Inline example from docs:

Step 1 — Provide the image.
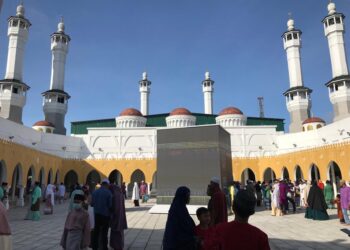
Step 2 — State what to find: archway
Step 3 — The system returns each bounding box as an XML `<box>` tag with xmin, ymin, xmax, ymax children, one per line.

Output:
<box><xmin>0</xmin><ymin>160</ymin><xmax>7</xmax><ymax>183</ymax></box>
<box><xmin>55</xmin><ymin>170</ymin><xmax>60</xmax><ymax>184</ymax></box>
<box><xmin>108</xmin><ymin>170</ymin><xmax>123</xmax><ymax>186</ymax></box>
<box><xmin>240</xmin><ymin>168</ymin><xmax>256</xmax><ymax>185</ymax></box>
<box><xmin>38</xmin><ymin>168</ymin><xmax>45</xmax><ymax>186</ymax></box>
<box><xmin>128</xmin><ymin>169</ymin><xmax>145</xmax><ymax>195</ymax></box>
<box><xmin>263</xmin><ymin>167</ymin><xmax>276</xmax><ymax>182</ymax></box>
<box><xmin>328</xmin><ymin>161</ymin><xmax>342</xmax><ymax>194</ymax></box>
<box><xmin>47</xmin><ymin>168</ymin><xmax>53</xmax><ymax>184</ymax></box>
<box><xmin>282</xmin><ymin>167</ymin><xmax>290</xmax><ymax>180</ymax></box>
<box><xmin>309</xmin><ymin>164</ymin><xmax>320</xmax><ymax>181</ymax></box>
<box><xmin>10</xmin><ymin>164</ymin><xmax>23</xmax><ymax>202</ymax></box>
<box><xmin>294</xmin><ymin>165</ymin><xmax>304</xmax><ymax>181</ymax></box>
<box><xmin>151</xmin><ymin>171</ymin><xmax>157</xmax><ymax>192</ymax></box>
<box><xmin>86</xmin><ymin>170</ymin><xmax>101</xmax><ymax>192</ymax></box>
<box><xmin>64</xmin><ymin>170</ymin><xmax>78</xmax><ymax>193</ymax></box>
<box><xmin>26</xmin><ymin>166</ymin><xmax>35</xmax><ymax>194</ymax></box>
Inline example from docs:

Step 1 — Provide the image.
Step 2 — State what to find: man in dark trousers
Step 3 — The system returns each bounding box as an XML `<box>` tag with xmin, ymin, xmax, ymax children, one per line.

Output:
<box><xmin>91</xmin><ymin>179</ymin><xmax>112</xmax><ymax>250</ymax></box>
<box><xmin>207</xmin><ymin>177</ymin><xmax>228</xmax><ymax>226</ymax></box>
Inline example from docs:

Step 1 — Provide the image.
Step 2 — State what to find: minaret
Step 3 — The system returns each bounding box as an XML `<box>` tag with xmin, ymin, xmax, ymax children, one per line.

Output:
<box><xmin>0</xmin><ymin>3</ymin><xmax>31</xmax><ymax>124</ymax></box>
<box><xmin>323</xmin><ymin>1</ymin><xmax>350</xmax><ymax>121</ymax></box>
<box><xmin>282</xmin><ymin>17</ymin><xmax>312</xmax><ymax>133</ymax></box>
<box><xmin>202</xmin><ymin>72</ymin><xmax>214</xmax><ymax>114</ymax></box>
<box><xmin>139</xmin><ymin>72</ymin><xmax>151</xmax><ymax>116</ymax></box>
<box><xmin>42</xmin><ymin>18</ymin><xmax>71</xmax><ymax>135</ymax></box>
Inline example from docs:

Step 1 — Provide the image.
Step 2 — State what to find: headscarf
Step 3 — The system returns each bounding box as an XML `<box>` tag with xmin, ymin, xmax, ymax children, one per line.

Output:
<box><xmin>132</xmin><ymin>182</ymin><xmax>140</xmax><ymax>200</ymax></box>
<box><xmin>109</xmin><ymin>184</ymin><xmax>127</xmax><ymax>231</ymax></box>
<box><xmin>163</xmin><ymin>186</ymin><xmax>195</xmax><ymax>250</ymax></box>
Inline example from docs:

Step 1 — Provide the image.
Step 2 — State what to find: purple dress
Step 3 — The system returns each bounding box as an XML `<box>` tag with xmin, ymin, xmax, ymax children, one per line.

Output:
<box><xmin>279</xmin><ymin>182</ymin><xmax>288</xmax><ymax>205</ymax></box>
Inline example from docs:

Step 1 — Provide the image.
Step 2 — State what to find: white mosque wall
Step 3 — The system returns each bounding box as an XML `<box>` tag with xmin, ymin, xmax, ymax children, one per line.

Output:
<box><xmin>79</xmin><ymin>127</ymin><xmax>157</xmax><ymax>159</ymax></box>
<box><xmin>0</xmin><ymin>117</ymin><xmax>84</xmax><ymax>158</ymax></box>
<box><xmin>275</xmin><ymin>117</ymin><xmax>350</xmax><ymax>154</ymax></box>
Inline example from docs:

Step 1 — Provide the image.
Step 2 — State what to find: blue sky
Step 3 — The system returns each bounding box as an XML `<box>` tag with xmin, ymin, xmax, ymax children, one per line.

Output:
<box><xmin>0</xmin><ymin>0</ymin><xmax>349</xmax><ymax>133</ymax></box>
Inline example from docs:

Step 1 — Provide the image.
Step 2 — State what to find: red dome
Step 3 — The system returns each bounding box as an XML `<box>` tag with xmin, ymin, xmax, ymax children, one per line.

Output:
<box><xmin>169</xmin><ymin>108</ymin><xmax>192</xmax><ymax>116</ymax></box>
<box><xmin>119</xmin><ymin>108</ymin><xmax>143</xmax><ymax>116</ymax></box>
<box><xmin>219</xmin><ymin>107</ymin><xmax>243</xmax><ymax>116</ymax></box>
<box><xmin>302</xmin><ymin>117</ymin><xmax>325</xmax><ymax>125</ymax></box>
<box><xmin>33</xmin><ymin>120</ymin><xmax>55</xmax><ymax>127</ymax></box>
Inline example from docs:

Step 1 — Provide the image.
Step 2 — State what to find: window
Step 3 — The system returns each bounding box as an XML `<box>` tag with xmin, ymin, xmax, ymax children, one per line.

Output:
<box><xmin>336</xmin><ymin>17</ymin><xmax>341</xmax><ymax>24</ymax></box>
<box><xmin>293</xmin><ymin>33</ymin><xmax>298</xmax><ymax>39</ymax></box>
<box><xmin>330</xmin><ymin>86</ymin><xmax>334</xmax><ymax>93</ymax></box>
<box><xmin>62</xmin><ymin>37</ymin><xmax>67</xmax><ymax>43</ymax></box>
<box><xmin>329</xmin><ymin>18</ymin><xmax>335</xmax><ymax>26</ymax></box>
<box><xmin>12</xmin><ymin>20</ymin><xmax>18</xmax><ymax>27</ymax></box>
<box><xmin>58</xmin><ymin>97</ymin><xmax>65</xmax><ymax>103</ymax></box>
<box><xmin>19</xmin><ymin>21</ymin><xmax>25</xmax><ymax>29</ymax></box>
<box><xmin>325</xmin><ymin>22</ymin><xmax>328</xmax><ymax>28</ymax></box>
<box><xmin>316</xmin><ymin>124</ymin><xmax>322</xmax><ymax>129</ymax></box>
<box><xmin>307</xmin><ymin>125</ymin><xmax>313</xmax><ymax>131</ymax></box>
<box><xmin>335</xmin><ymin>84</ymin><xmax>339</xmax><ymax>91</ymax></box>
<box><xmin>287</xmin><ymin>34</ymin><xmax>292</xmax><ymax>41</ymax></box>
<box><xmin>55</xmin><ymin>36</ymin><xmax>60</xmax><ymax>42</ymax></box>
<box><xmin>290</xmin><ymin>94</ymin><xmax>294</xmax><ymax>101</ymax></box>
<box><xmin>12</xmin><ymin>87</ymin><xmax>18</xmax><ymax>94</ymax></box>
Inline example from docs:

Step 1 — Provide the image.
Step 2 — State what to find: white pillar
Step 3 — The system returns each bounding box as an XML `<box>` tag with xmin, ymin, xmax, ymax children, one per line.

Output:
<box><xmin>50</xmin><ymin>19</ymin><xmax>69</xmax><ymax>90</ymax></box>
<box><xmin>139</xmin><ymin>72</ymin><xmax>151</xmax><ymax>116</ymax></box>
<box><xmin>283</xmin><ymin>19</ymin><xmax>304</xmax><ymax>88</ymax></box>
<box><xmin>4</xmin><ymin>4</ymin><xmax>30</xmax><ymax>81</ymax></box>
<box><xmin>16</xmin><ymin>185</ymin><xmax>24</xmax><ymax>207</ymax></box>
<box><xmin>323</xmin><ymin>3</ymin><xmax>349</xmax><ymax>78</ymax></box>
<box><xmin>202</xmin><ymin>72</ymin><xmax>214</xmax><ymax>115</ymax></box>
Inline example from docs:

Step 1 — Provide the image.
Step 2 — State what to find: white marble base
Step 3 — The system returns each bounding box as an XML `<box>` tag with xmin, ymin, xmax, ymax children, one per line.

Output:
<box><xmin>149</xmin><ymin>204</ymin><xmax>207</xmax><ymax>215</ymax></box>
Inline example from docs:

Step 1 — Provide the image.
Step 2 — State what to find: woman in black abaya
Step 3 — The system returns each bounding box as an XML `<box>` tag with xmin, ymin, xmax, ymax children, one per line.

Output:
<box><xmin>163</xmin><ymin>186</ymin><xmax>197</xmax><ymax>250</ymax></box>
<box><xmin>305</xmin><ymin>181</ymin><xmax>329</xmax><ymax>220</ymax></box>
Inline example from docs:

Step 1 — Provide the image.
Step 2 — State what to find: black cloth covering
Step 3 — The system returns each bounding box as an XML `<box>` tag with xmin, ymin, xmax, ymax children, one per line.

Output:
<box><xmin>305</xmin><ymin>183</ymin><xmax>329</xmax><ymax>220</ymax></box>
<box><xmin>163</xmin><ymin>186</ymin><xmax>196</xmax><ymax>250</ymax></box>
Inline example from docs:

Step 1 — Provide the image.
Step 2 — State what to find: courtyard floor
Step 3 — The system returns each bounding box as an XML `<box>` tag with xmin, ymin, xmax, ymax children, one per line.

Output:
<box><xmin>7</xmin><ymin>199</ymin><xmax>350</xmax><ymax>250</ymax></box>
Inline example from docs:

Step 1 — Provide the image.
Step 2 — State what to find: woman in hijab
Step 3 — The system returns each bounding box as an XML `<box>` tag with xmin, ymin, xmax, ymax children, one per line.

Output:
<box><xmin>0</xmin><ymin>201</ymin><xmax>12</xmax><ymax>250</ymax></box>
<box><xmin>305</xmin><ymin>180</ymin><xmax>329</xmax><ymax>220</ymax></box>
<box><xmin>163</xmin><ymin>186</ymin><xmax>197</xmax><ymax>250</ymax></box>
<box><xmin>132</xmin><ymin>182</ymin><xmax>140</xmax><ymax>207</ymax></box>
<box><xmin>109</xmin><ymin>184</ymin><xmax>128</xmax><ymax>250</ymax></box>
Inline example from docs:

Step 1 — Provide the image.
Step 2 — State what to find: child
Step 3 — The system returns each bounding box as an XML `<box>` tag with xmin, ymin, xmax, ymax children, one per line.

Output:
<box><xmin>194</xmin><ymin>207</ymin><xmax>217</xmax><ymax>250</ymax></box>
<box><xmin>61</xmin><ymin>194</ymin><xmax>90</xmax><ymax>250</ymax></box>
<box><xmin>333</xmin><ymin>194</ymin><xmax>345</xmax><ymax>224</ymax></box>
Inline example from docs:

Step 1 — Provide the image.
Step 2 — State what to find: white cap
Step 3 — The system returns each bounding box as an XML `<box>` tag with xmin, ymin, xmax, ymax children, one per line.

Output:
<box><xmin>211</xmin><ymin>177</ymin><xmax>220</xmax><ymax>185</ymax></box>
<box><xmin>58</xmin><ymin>17</ymin><xmax>65</xmax><ymax>33</ymax></box>
<box><xmin>328</xmin><ymin>2</ymin><xmax>336</xmax><ymax>15</ymax></box>
<box><xmin>16</xmin><ymin>3</ymin><xmax>25</xmax><ymax>17</ymax></box>
<box><xmin>142</xmin><ymin>72</ymin><xmax>148</xmax><ymax>80</ymax></box>
<box><xmin>101</xmin><ymin>178</ymin><xmax>110</xmax><ymax>184</ymax></box>
<box><xmin>287</xmin><ymin>19</ymin><xmax>294</xmax><ymax>31</ymax></box>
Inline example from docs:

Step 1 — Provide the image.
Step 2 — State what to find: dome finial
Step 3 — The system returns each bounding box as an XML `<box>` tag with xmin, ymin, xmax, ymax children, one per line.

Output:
<box><xmin>328</xmin><ymin>0</ymin><xmax>336</xmax><ymax>15</ymax></box>
<box><xmin>16</xmin><ymin>0</ymin><xmax>25</xmax><ymax>16</ymax></box>
<box><xmin>287</xmin><ymin>12</ymin><xmax>294</xmax><ymax>31</ymax></box>
<box><xmin>205</xmin><ymin>71</ymin><xmax>210</xmax><ymax>80</ymax></box>
<box><xmin>142</xmin><ymin>72</ymin><xmax>148</xmax><ymax>80</ymax></box>
<box><xmin>58</xmin><ymin>16</ymin><xmax>65</xmax><ymax>32</ymax></box>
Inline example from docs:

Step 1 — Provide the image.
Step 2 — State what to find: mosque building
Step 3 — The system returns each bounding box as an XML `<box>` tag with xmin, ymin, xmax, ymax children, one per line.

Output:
<box><xmin>0</xmin><ymin>2</ymin><xmax>349</xmax><ymax>206</ymax></box>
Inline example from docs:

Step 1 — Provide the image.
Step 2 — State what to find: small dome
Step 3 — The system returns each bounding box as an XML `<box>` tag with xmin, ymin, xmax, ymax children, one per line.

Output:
<box><xmin>219</xmin><ymin>107</ymin><xmax>243</xmax><ymax>116</ymax></box>
<box><xmin>302</xmin><ymin>117</ymin><xmax>325</xmax><ymax>125</ymax></box>
<box><xmin>33</xmin><ymin>120</ymin><xmax>55</xmax><ymax>127</ymax></box>
<box><xmin>328</xmin><ymin>2</ymin><xmax>336</xmax><ymax>15</ymax></box>
<box><xmin>287</xmin><ymin>19</ymin><xmax>294</xmax><ymax>31</ymax></box>
<box><xmin>169</xmin><ymin>108</ymin><xmax>192</xmax><ymax>116</ymax></box>
<box><xmin>16</xmin><ymin>4</ymin><xmax>25</xmax><ymax>16</ymax></box>
<box><xmin>58</xmin><ymin>20</ymin><xmax>65</xmax><ymax>33</ymax></box>
<box><xmin>119</xmin><ymin>108</ymin><xmax>143</xmax><ymax>117</ymax></box>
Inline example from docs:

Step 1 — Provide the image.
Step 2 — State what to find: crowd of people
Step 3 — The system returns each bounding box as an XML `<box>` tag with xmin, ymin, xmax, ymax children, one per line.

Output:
<box><xmin>0</xmin><ymin>176</ymin><xmax>350</xmax><ymax>250</ymax></box>
<box><xmin>163</xmin><ymin>178</ymin><xmax>270</xmax><ymax>250</ymax></box>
